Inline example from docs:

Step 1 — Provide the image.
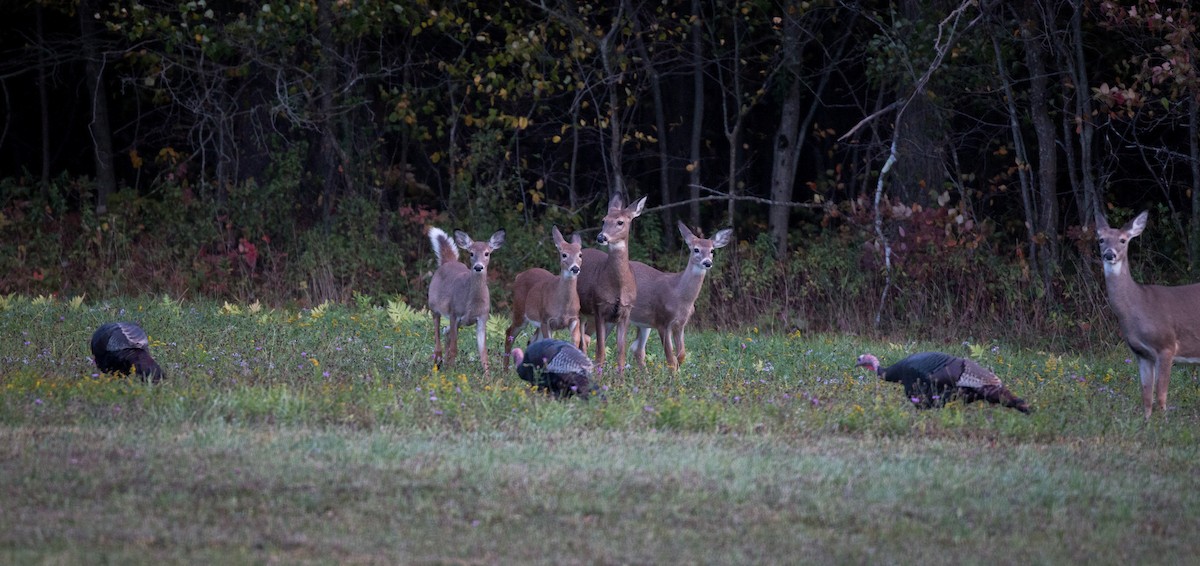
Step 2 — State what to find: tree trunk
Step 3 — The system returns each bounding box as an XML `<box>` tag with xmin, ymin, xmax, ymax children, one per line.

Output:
<box><xmin>316</xmin><ymin>0</ymin><xmax>339</xmax><ymax>224</ymax></box>
<box><xmin>688</xmin><ymin>0</ymin><xmax>705</xmax><ymax>227</ymax></box>
<box><xmin>1022</xmin><ymin>9</ymin><xmax>1059</xmax><ymax>293</ymax></box>
<box><xmin>78</xmin><ymin>0</ymin><xmax>117</xmax><ymax>215</ymax></box>
<box><xmin>892</xmin><ymin>0</ymin><xmax>948</xmax><ymax>205</ymax></box>
<box><xmin>1190</xmin><ymin>92</ymin><xmax>1200</xmax><ymax>270</ymax></box>
<box><xmin>633</xmin><ymin>14</ymin><xmax>675</xmax><ymax>249</ymax></box>
<box><xmin>991</xmin><ymin>34</ymin><xmax>1040</xmax><ymax>284</ymax></box>
<box><xmin>37</xmin><ymin>6</ymin><xmax>51</xmax><ymax>199</ymax></box>
<box><xmin>1069</xmin><ymin>1</ymin><xmax>1100</xmax><ymax>224</ymax></box>
<box><xmin>768</xmin><ymin>0</ymin><xmax>803</xmax><ymax>259</ymax></box>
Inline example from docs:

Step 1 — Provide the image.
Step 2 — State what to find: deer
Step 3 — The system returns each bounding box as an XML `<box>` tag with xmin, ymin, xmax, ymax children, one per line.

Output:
<box><xmin>577</xmin><ymin>194</ymin><xmax>647</xmax><ymax>373</ymax></box>
<box><xmin>1096</xmin><ymin>210</ymin><xmax>1200</xmax><ymax>419</ymax></box>
<box><xmin>427</xmin><ymin>226</ymin><xmax>505</xmax><ymax>374</ymax></box>
<box><xmin>504</xmin><ymin>226</ymin><xmax>585</xmax><ymax>370</ymax></box>
<box><xmin>628</xmin><ymin>221</ymin><xmax>733</xmax><ymax>371</ymax></box>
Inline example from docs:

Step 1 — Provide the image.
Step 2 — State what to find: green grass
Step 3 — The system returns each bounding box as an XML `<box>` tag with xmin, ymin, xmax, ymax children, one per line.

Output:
<box><xmin>2</xmin><ymin>294</ymin><xmax>1199</xmax><ymax>564</ymax></box>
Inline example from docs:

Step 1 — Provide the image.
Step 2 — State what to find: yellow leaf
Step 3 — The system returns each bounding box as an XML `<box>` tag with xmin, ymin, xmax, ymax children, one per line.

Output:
<box><xmin>551</xmin><ymin>135</ymin><xmax>562</xmax><ymax>143</ymax></box>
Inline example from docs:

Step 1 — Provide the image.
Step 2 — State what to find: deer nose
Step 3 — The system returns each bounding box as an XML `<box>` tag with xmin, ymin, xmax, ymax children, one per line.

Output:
<box><xmin>473</xmin><ymin>264</ymin><xmax>484</xmax><ymax>272</ymax></box>
<box><xmin>1102</xmin><ymin>250</ymin><xmax>1116</xmax><ymax>262</ymax></box>
<box><xmin>701</xmin><ymin>259</ymin><xmax>713</xmax><ymax>269</ymax></box>
<box><xmin>596</xmin><ymin>233</ymin><xmax>608</xmax><ymax>244</ymax></box>
<box><xmin>569</xmin><ymin>265</ymin><xmax>581</xmax><ymax>275</ymax></box>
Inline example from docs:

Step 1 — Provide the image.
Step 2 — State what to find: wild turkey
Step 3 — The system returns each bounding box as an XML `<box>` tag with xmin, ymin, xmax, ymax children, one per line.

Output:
<box><xmin>511</xmin><ymin>338</ymin><xmax>596</xmax><ymax>399</ymax></box>
<box><xmin>856</xmin><ymin>351</ymin><xmax>1030</xmax><ymax>413</ymax></box>
<box><xmin>90</xmin><ymin>322</ymin><xmax>164</xmax><ymax>382</ymax></box>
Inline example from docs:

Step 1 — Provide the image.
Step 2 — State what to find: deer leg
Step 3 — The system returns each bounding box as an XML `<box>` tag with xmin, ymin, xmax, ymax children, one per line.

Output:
<box><xmin>504</xmin><ymin>320</ymin><xmax>521</xmax><ymax>371</ymax></box>
<box><xmin>568</xmin><ymin>319</ymin><xmax>582</xmax><ymax>350</ymax></box>
<box><xmin>1156</xmin><ymin>353</ymin><xmax>1174</xmax><ymax>417</ymax></box>
<box><xmin>593</xmin><ymin>311</ymin><xmax>607</xmax><ymax>369</ymax></box>
<box><xmin>659</xmin><ymin>326</ymin><xmax>677</xmax><ymax>372</ymax></box>
<box><xmin>445</xmin><ymin>319</ymin><xmax>460</xmax><ymax>367</ymax></box>
<box><xmin>1137</xmin><ymin>356</ymin><xmax>1156</xmax><ymax>419</ymax></box>
<box><xmin>615</xmin><ymin>318</ymin><xmax>629</xmax><ymax>373</ymax></box>
<box><xmin>675</xmin><ymin>326</ymin><xmax>687</xmax><ymax>367</ymax></box>
<box><xmin>432</xmin><ymin>312</ymin><xmax>444</xmax><ymax>367</ymax></box>
<box><xmin>476</xmin><ymin>317</ymin><xmax>489</xmax><ymax>374</ymax></box>
<box><xmin>632</xmin><ymin>326</ymin><xmax>650</xmax><ymax>367</ymax></box>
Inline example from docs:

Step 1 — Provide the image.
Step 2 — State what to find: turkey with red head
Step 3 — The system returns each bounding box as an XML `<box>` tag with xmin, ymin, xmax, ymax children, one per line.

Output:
<box><xmin>91</xmin><ymin>322</ymin><xmax>165</xmax><ymax>382</ymax></box>
<box><xmin>856</xmin><ymin>351</ymin><xmax>1029</xmax><ymax>413</ymax></box>
<box><xmin>511</xmin><ymin>338</ymin><xmax>596</xmax><ymax>399</ymax></box>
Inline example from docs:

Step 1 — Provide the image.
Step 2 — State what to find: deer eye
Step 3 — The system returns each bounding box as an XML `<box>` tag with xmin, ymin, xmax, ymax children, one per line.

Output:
<box><xmin>617</xmin><ymin>221</ymin><xmax>624</xmax><ymax>226</ymax></box>
<box><xmin>561</xmin><ymin>253</ymin><xmax>567</xmax><ymax>259</ymax></box>
<box><xmin>693</xmin><ymin>248</ymin><xmax>700</xmax><ymax>253</ymax></box>
<box><xmin>1120</xmin><ymin>238</ymin><xmax>1126</xmax><ymax>244</ymax></box>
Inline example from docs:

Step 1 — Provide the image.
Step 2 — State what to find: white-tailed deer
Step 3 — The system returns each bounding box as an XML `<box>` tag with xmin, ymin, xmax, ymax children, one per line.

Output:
<box><xmin>504</xmin><ymin>226</ymin><xmax>584</xmax><ymax>370</ymax></box>
<box><xmin>629</xmin><ymin>221</ymin><xmax>733</xmax><ymax>371</ymax></box>
<box><xmin>427</xmin><ymin>227</ymin><xmax>505</xmax><ymax>373</ymax></box>
<box><xmin>577</xmin><ymin>194</ymin><xmax>647</xmax><ymax>373</ymax></box>
<box><xmin>1096</xmin><ymin>210</ymin><xmax>1200</xmax><ymax>418</ymax></box>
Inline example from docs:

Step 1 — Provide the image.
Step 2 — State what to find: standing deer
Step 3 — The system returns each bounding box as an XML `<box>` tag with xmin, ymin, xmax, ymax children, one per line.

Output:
<box><xmin>504</xmin><ymin>226</ymin><xmax>584</xmax><ymax>370</ymax></box>
<box><xmin>577</xmin><ymin>194</ymin><xmax>647</xmax><ymax>373</ymax></box>
<box><xmin>1096</xmin><ymin>210</ymin><xmax>1200</xmax><ymax>418</ymax></box>
<box><xmin>629</xmin><ymin>222</ymin><xmax>733</xmax><ymax>371</ymax></box>
<box><xmin>427</xmin><ymin>227</ymin><xmax>505</xmax><ymax>373</ymax></box>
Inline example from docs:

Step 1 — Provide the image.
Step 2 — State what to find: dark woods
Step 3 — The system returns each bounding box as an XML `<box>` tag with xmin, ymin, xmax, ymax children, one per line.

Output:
<box><xmin>0</xmin><ymin>1</ymin><xmax>1196</xmax><ymax>348</ymax></box>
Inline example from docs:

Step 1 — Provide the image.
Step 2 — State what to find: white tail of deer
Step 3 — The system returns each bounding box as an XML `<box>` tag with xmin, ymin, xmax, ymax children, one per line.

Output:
<box><xmin>577</xmin><ymin>194</ymin><xmax>647</xmax><ymax>373</ymax></box>
<box><xmin>504</xmin><ymin>226</ymin><xmax>584</xmax><ymax>370</ymax></box>
<box><xmin>1097</xmin><ymin>210</ymin><xmax>1200</xmax><ymax>418</ymax></box>
<box><xmin>427</xmin><ymin>227</ymin><xmax>505</xmax><ymax>373</ymax></box>
<box><xmin>629</xmin><ymin>221</ymin><xmax>733</xmax><ymax>371</ymax></box>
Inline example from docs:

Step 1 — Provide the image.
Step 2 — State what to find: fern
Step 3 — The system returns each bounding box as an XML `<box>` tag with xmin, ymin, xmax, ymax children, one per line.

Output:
<box><xmin>249</xmin><ymin>300</ymin><xmax>262</xmax><ymax>314</ymax></box>
<box><xmin>31</xmin><ymin>294</ymin><xmax>53</xmax><ymax>306</ymax></box>
<box><xmin>221</xmin><ymin>301</ymin><xmax>243</xmax><ymax>315</ymax></box>
<box><xmin>310</xmin><ymin>300</ymin><xmax>332</xmax><ymax>319</ymax></box>
<box><xmin>0</xmin><ymin>293</ymin><xmax>16</xmax><ymax>311</ymax></box>
<box><xmin>386</xmin><ymin>299</ymin><xmax>425</xmax><ymax>326</ymax></box>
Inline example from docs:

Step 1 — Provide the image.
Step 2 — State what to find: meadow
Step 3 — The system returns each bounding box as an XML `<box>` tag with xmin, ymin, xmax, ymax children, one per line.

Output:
<box><xmin>2</xmin><ymin>294</ymin><xmax>1199</xmax><ymax>564</ymax></box>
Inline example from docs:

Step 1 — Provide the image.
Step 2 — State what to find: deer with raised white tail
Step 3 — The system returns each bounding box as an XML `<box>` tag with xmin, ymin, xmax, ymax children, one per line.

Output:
<box><xmin>1097</xmin><ymin>210</ymin><xmax>1200</xmax><ymax>419</ymax></box>
<box><xmin>628</xmin><ymin>221</ymin><xmax>733</xmax><ymax>371</ymax></box>
<box><xmin>577</xmin><ymin>194</ymin><xmax>647</xmax><ymax>373</ymax></box>
<box><xmin>504</xmin><ymin>226</ymin><xmax>584</xmax><ymax>370</ymax></box>
<box><xmin>427</xmin><ymin>227</ymin><xmax>505</xmax><ymax>373</ymax></box>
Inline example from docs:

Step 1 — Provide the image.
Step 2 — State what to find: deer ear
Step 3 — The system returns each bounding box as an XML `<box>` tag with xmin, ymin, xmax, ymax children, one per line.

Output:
<box><xmin>713</xmin><ymin>229</ymin><xmax>733</xmax><ymax>248</ymax></box>
<box><xmin>676</xmin><ymin>220</ymin><xmax>696</xmax><ymax>243</ymax></box>
<box><xmin>489</xmin><ymin>230</ymin><xmax>506</xmax><ymax>249</ymax></box>
<box><xmin>1094</xmin><ymin>209</ymin><xmax>1110</xmax><ymax>232</ymax></box>
<box><xmin>1127</xmin><ymin>211</ymin><xmax>1149</xmax><ymax>238</ymax></box>
<box><xmin>607</xmin><ymin>193</ymin><xmax>625</xmax><ymax>210</ymax></box>
<box><xmin>552</xmin><ymin>226</ymin><xmax>565</xmax><ymax>246</ymax></box>
<box><xmin>571</xmin><ymin>233</ymin><xmax>582</xmax><ymax>246</ymax></box>
<box><xmin>453</xmin><ymin>230</ymin><xmax>474</xmax><ymax>248</ymax></box>
<box><xmin>629</xmin><ymin>196</ymin><xmax>647</xmax><ymax>217</ymax></box>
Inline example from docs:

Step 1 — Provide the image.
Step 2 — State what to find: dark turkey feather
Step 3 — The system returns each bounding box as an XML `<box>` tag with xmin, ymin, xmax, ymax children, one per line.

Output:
<box><xmin>513</xmin><ymin>339</ymin><xmax>595</xmax><ymax>399</ymax></box>
<box><xmin>91</xmin><ymin>322</ymin><xmax>164</xmax><ymax>382</ymax></box>
<box><xmin>858</xmin><ymin>351</ymin><xmax>1029</xmax><ymax>413</ymax></box>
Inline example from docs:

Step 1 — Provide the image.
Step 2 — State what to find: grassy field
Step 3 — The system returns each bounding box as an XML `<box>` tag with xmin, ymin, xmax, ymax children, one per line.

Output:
<box><xmin>2</xmin><ymin>294</ymin><xmax>1199</xmax><ymax>564</ymax></box>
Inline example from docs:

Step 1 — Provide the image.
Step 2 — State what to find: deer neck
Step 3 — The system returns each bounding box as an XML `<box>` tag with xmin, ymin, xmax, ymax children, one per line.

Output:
<box><xmin>1102</xmin><ymin>258</ymin><xmax>1147</xmax><ymax>323</ymax></box>
<box><xmin>553</xmin><ymin>271</ymin><xmax>580</xmax><ymax>307</ymax></box>
<box><xmin>670</xmin><ymin>262</ymin><xmax>709</xmax><ymax>305</ymax></box>
<box><xmin>604</xmin><ymin>242</ymin><xmax>632</xmax><ymax>278</ymax></box>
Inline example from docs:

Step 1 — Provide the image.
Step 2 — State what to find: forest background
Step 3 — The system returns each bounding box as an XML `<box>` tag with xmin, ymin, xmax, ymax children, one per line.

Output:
<box><xmin>0</xmin><ymin>0</ymin><xmax>1196</xmax><ymax>349</ymax></box>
